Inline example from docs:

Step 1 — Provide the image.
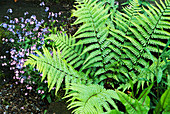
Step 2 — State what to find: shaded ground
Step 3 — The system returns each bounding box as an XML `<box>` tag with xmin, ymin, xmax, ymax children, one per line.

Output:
<box><xmin>0</xmin><ymin>79</ymin><xmax>72</xmax><ymax>113</ymax></box>
<box><xmin>0</xmin><ymin>80</ymin><xmax>49</xmax><ymax>113</ymax></box>
<box><xmin>0</xmin><ymin>0</ymin><xmax>71</xmax><ymax>22</ymax></box>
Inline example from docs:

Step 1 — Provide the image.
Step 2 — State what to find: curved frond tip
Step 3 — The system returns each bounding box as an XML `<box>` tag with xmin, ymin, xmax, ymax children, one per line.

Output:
<box><xmin>64</xmin><ymin>84</ymin><xmax>120</xmax><ymax>114</ymax></box>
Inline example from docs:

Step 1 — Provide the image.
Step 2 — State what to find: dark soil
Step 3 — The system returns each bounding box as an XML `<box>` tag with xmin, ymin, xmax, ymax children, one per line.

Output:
<box><xmin>0</xmin><ymin>80</ymin><xmax>49</xmax><ymax>113</ymax></box>
<box><xmin>0</xmin><ymin>79</ymin><xmax>72</xmax><ymax>113</ymax></box>
<box><xmin>0</xmin><ymin>0</ymin><xmax>72</xmax><ymax>22</ymax></box>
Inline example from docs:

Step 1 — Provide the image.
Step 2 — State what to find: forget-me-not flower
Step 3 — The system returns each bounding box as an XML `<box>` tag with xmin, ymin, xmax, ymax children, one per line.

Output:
<box><xmin>45</xmin><ymin>7</ymin><xmax>49</xmax><ymax>12</ymax></box>
<box><xmin>7</xmin><ymin>8</ymin><xmax>13</xmax><ymax>13</ymax></box>
<box><xmin>24</xmin><ymin>12</ymin><xmax>29</xmax><ymax>15</ymax></box>
<box><xmin>40</xmin><ymin>2</ymin><xmax>45</xmax><ymax>6</ymax></box>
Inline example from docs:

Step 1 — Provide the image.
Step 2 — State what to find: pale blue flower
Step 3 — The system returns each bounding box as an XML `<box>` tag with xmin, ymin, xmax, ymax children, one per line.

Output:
<box><xmin>10</xmin><ymin>38</ymin><xmax>15</xmax><ymax>42</ymax></box>
<box><xmin>20</xmin><ymin>24</ymin><xmax>25</xmax><ymax>28</ymax></box>
<box><xmin>4</xmin><ymin>16</ymin><xmax>9</xmax><ymax>19</ymax></box>
<box><xmin>2</xmin><ymin>23</ymin><xmax>8</xmax><ymax>28</ymax></box>
<box><xmin>20</xmin><ymin>17</ymin><xmax>24</xmax><ymax>23</ymax></box>
<box><xmin>45</xmin><ymin>7</ymin><xmax>49</xmax><ymax>12</ymax></box>
<box><xmin>7</xmin><ymin>8</ymin><xmax>13</xmax><ymax>13</ymax></box>
<box><xmin>55</xmin><ymin>13</ymin><xmax>57</xmax><ymax>18</ymax></box>
<box><xmin>25</xmin><ymin>19</ymin><xmax>30</xmax><ymax>23</ymax></box>
<box><xmin>10</xmin><ymin>20</ymin><xmax>14</xmax><ymax>23</ymax></box>
<box><xmin>40</xmin><ymin>2</ymin><xmax>45</xmax><ymax>6</ymax></box>
<box><xmin>31</xmin><ymin>15</ymin><xmax>36</xmax><ymax>20</ymax></box>
<box><xmin>41</xmin><ymin>19</ymin><xmax>44</xmax><ymax>23</ymax></box>
<box><xmin>24</xmin><ymin>12</ymin><xmax>29</xmax><ymax>15</ymax></box>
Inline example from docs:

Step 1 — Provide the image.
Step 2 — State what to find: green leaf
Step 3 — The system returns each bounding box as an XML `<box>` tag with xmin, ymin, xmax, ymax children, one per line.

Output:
<box><xmin>116</xmin><ymin>90</ymin><xmax>137</xmax><ymax>113</ymax></box>
<box><xmin>47</xmin><ymin>94</ymin><xmax>52</xmax><ymax>103</ymax></box>
<box><xmin>144</xmin><ymin>48</ymin><xmax>155</xmax><ymax>62</ymax></box>
<box><xmin>41</xmin><ymin>94</ymin><xmax>46</xmax><ymax>100</ymax></box>
<box><xmin>116</xmin><ymin>89</ymin><xmax>150</xmax><ymax>114</ymax></box>
<box><xmin>154</xmin><ymin>88</ymin><xmax>170</xmax><ymax>114</ymax></box>
<box><xmin>157</xmin><ymin>68</ymin><xmax>163</xmax><ymax>83</ymax></box>
<box><xmin>44</xmin><ymin>110</ymin><xmax>47</xmax><ymax>114</ymax></box>
<box><xmin>36</xmin><ymin>86</ymin><xmax>44</xmax><ymax>90</ymax></box>
<box><xmin>102</xmin><ymin>109</ymin><xmax>124</xmax><ymax>114</ymax></box>
<box><xmin>138</xmin><ymin>83</ymin><xmax>153</xmax><ymax>101</ymax></box>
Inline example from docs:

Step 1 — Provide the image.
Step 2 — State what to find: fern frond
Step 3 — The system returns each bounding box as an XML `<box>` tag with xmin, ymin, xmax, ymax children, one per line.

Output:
<box><xmin>45</xmin><ymin>32</ymin><xmax>86</xmax><ymax>69</ymax></box>
<box><xmin>107</xmin><ymin>0</ymin><xmax>144</xmax><ymax>75</ymax></box>
<box><xmin>126</xmin><ymin>0</ymin><xmax>170</xmax><ymax>64</ymax></box>
<box><xmin>114</xmin><ymin>0</ymin><xmax>142</xmax><ymax>32</ymax></box>
<box><xmin>24</xmin><ymin>47</ymin><xmax>89</xmax><ymax>95</ymax></box>
<box><xmin>64</xmin><ymin>84</ymin><xmax>120</xmax><ymax>114</ymax></box>
<box><xmin>107</xmin><ymin>0</ymin><xmax>169</xmax><ymax>90</ymax></box>
<box><xmin>71</xmin><ymin>0</ymin><xmax>116</xmax><ymax>79</ymax></box>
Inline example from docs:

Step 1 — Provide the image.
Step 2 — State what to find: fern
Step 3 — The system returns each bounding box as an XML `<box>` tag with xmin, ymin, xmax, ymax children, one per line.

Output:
<box><xmin>45</xmin><ymin>32</ymin><xmax>86</xmax><ymax>69</ymax></box>
<box><xmin>72</xmin><ymin>0</ymin><xmax>112</xmax><ymax>79</ymax></box>
<box><xmin>26</xmin><ymin>0</ymin><xmax>169</xmax><ymax>92</ymax></box>
<box><xmin>108</xmin><ymin>0</ymin><xmax>170</xmax><ymax>88</ymax></box>
<box><xmin>64</xmin><ymin>84</ymin><xmax>120</xmax><ymax>114</ymax></box>
<box><xmin>116</xmin><ymin>90</ymin><xmax>150</xmax><ymax>114</ymax></box>
<box><xmin>106</xmin><ymin>0</ymin><xmax>145</xmax><ymax>82</ymax></box>
<box><xmin>24</xmin><ymin>47</ymin><xmax>91</xmax><ymax>95</ymax></box>
<box><xmin>24</xmin><ymin>0</ymin><xmax>170</xmax><ymax>113</ymax></box>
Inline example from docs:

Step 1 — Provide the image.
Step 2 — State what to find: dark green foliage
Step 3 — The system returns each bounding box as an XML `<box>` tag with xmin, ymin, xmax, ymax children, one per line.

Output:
<box><xmin>25</xmin><ymin>0</ymin><xmax>170</xmax><ymax>113</ymax></box>
<box><xmin>154</xmin><ymin>88</ymin><xmax>170</xmax><ymax>114</ymax></box>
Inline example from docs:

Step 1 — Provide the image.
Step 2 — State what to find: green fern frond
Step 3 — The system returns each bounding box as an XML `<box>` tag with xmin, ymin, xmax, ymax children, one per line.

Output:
<box><xmin>73</xmin><ymin>0</ymin><xmax>110</xmax><ymax>52</ymax></box>
<box><xmin>24</xmin><ymin>47</ymin><xmax>89</xmax><ymax>95</ymax></box>
<box><xmin>45</xmin><ymin>32</ymin><xmax>86</xmax><ymax>69</ymax></box>
<box><xmin>107</xmin><ymin>0</ymin><xmax>144</xmax><ymax>74</ymax></box>
<box><xmin>107</xmin><ymin>0</ymin><xmax>170</xmax><ymax>90</ymax></box>
<box><xmin>64</xmin><ymin>84</ymin><xmax>120</xmax><ymax>114</ymax></box>
<box><xmin>126</xmin><ymin>0</ymin><xmax>170</xmax><ymax>63</ymax></box>
<box><xmin>71</xmin><ymin>0</ymin><xmax>116</xmax><ymax>79</ymax></box>
<box><xmin>114</xmin><ymin>0</ymin><xmax>142</xmax><ymax>32</ymax></box>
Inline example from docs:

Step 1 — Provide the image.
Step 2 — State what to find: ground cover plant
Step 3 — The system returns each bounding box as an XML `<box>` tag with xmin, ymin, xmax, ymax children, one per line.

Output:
<box><xmin>25</xmin><ymin>0</ymin><xmax>170</xmax><ymax>113</ymax></box>
<box><xmin>0</xmin><ymin>1</ymin><xmax>69</xmax><ymax>104</ymax></box>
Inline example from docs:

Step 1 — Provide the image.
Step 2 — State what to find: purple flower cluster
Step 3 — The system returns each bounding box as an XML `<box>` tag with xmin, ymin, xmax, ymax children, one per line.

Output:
<box><xmin>0</xmin><ymin>2</ymin><xmax>65</xmax><ymax>97</ymax></box>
